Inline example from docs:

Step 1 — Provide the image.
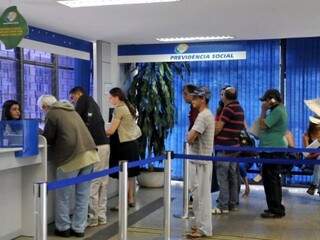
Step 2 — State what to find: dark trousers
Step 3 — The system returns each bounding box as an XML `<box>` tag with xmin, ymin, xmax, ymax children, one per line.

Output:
<box><xmin>261</xmin><ymin>152</ymin><xmax>285</xmax><ymax>215</ymax></box>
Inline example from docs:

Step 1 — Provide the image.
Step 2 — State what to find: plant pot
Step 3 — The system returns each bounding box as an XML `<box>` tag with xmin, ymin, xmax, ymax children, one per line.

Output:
<box><xmin>137</xmin><ymin>168</ymin><xmax>165</xmax><ymax>188</ymax></box>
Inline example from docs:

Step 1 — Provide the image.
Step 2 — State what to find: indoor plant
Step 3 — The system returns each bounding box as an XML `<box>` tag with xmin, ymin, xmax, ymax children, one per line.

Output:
<box><xmin>127</xmin><ymin>62</ymin><xmax>189</xmax><ymax>187</ymax></box>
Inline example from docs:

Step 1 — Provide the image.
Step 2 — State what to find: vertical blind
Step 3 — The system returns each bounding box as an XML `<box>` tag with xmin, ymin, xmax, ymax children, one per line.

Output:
<box><xmin>165</xmin><ymin>40</ymin><xmax>280</xmax><ymax>179</ymax></box>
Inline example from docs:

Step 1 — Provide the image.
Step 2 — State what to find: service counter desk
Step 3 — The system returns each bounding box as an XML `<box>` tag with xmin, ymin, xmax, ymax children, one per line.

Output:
<box><xmin>0</xmin><ymin>136</ymin><xmax>47</xmax><ymax>240</ymax></box>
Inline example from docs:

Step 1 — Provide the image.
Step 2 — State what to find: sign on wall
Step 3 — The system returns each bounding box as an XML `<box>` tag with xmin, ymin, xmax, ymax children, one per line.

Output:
<box><xmin>0</xmin><ymin>6</ymin><xmax>28</xmax><ymax>49</ymax></box>
<box><xmin>118</xmin><ymin>43</ymin><xmax>247</xmax><ymax>63</ymax></box>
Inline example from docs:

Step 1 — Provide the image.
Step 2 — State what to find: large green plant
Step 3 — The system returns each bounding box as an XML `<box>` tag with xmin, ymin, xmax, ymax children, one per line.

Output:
<box><xmin>128</xmin><ymin>62</ymin><xmax>189</xmax><ymax>159</ymax></box>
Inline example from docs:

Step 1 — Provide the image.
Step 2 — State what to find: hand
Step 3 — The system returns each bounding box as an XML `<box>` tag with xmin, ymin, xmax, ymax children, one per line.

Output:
<box><xmin>261</xmin><ymin>101</ymin><xmax>270</xmax><ymax>112</ymax></box>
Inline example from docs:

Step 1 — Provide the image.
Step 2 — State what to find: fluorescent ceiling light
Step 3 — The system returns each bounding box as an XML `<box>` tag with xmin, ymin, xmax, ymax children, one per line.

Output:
<box><xmin>57</xmin><ymin>0</ymin><xmax>180</xmax><ymax>8</ymax></box>
<box><xmin>156</xmin><ymin>36</ymin><xmax>235</xmax><ymax>42</ymax></box>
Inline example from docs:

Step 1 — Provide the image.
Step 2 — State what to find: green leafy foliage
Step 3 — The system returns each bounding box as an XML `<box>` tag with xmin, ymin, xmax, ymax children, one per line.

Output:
<box><xmin>128</xmin><ymin>62</ymin><xmax>189</xmax><ymax>159</ymax></box>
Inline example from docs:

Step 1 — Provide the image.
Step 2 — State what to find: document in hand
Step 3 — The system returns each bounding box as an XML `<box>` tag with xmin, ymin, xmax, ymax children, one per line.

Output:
<box><xmin>303</xmin><ymin>139</ymin><xmax>320</xmax><ymax>158</ymax></box>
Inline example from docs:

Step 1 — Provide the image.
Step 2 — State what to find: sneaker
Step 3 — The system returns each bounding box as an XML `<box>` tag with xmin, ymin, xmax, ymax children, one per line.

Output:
<box><xmin>229</xmin><ymin>206</ymin><xmax>239</xmax><ymax>212</ymax></box>
<box><xmin>54</xmin><ymin>229</ymin><xmax>70</xmax><ymax>238</ymax></box>
<box><xmin>307</xmin><ymin>185</ymin><xmax>317</xmax><ymax>195</ymax></box>
<box><xmin>99</xmin><ymin>219</ymin><xmax>107</xmax><ymax>225</ymax></box>
<box><xmin>87</xmin><ymin>220</ymin><xmax>98</xmax><ymax>227</ymax></box>
<box><xmin>70</xmin><ymin>229</ymin><xmax>85</xmax><ymax>238</ymax></box>
<box><xmin>212</xmin><ymin>207</ymin><xmax>229</xmax><ymax>215</ymax></box>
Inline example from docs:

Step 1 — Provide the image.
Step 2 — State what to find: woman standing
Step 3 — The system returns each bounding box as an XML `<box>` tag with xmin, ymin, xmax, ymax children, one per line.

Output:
<box><xmin>1</xmin><ymin>100</ymin><xmax>21</xmax><ymax>120</ymax></box>
<box><xmin>107</xmin><ymin>88</ymin><xmax>142</xmax><ymax>207</ymax></box>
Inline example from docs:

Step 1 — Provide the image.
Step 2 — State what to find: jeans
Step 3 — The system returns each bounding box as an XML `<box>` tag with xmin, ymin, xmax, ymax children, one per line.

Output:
<box><xmin>55</xmin><ymin>164</ymin><xmax>93</xmax><ymax>232</ymax></box>
<box><xmin>216</xmin><ymin>152</ymin><xmax>239</xmax><ymax>210</ymax></box>
<box><xmin>261</xmin><ymin>152</ymin><xmax>285</xmax><ymax>215</ymax></box>
<box><xmin>312</xmin><ymin>164</ymin><xmax>320</xmax><ymax>190</ymax></box>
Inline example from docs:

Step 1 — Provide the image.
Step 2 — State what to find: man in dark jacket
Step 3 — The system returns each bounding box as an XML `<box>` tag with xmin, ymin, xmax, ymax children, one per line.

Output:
<box><xmin>69</xmin><ymin>86</ymin><xmax>110</xmax><ymax>227</ymax></box>
<box><xmin>38</xmin><ymin>95</ymin><xmax>99</xmax><ymax>238</ymax></box>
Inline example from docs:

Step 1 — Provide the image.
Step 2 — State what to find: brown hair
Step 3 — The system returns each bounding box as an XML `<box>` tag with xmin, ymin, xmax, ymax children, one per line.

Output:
<box><xmin>109</xmin><ymin>87</ymin><xmax>136</xmax><ymax>118</ymax></box>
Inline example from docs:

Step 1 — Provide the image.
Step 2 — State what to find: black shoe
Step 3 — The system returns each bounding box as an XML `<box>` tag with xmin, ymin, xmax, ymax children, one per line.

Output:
<box><xmin>261</xmin><ymin>212</ymin><xmax>285</xmax><ymax>219</ymax></box>
<box><xmin>54</xmin><ymin>229</ymin><xmax>70</xmax><ymax>238</ymax></box>
<box><xmin>307</xmin><ymin>185</ymin><xmax>317</xmax><ymax>195</ymax></box>
<box><xmin>264</xmin><ymin>209</ymin><xmax>271</xmax><ymax>213</ymax></box>
<box><xmin>70</xmin><ymin>229</ymin><xmax>85</xmax><ymax>238</ymax></box>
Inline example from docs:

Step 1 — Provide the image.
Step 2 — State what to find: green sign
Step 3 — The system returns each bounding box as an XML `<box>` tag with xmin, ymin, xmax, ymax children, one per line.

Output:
<box><xmin>0</xmin><ymin>6</ymin><xmax>28</xmax><ymax>49</ymax></box>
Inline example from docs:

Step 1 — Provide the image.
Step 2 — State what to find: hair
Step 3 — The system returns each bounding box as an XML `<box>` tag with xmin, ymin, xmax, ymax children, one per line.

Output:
<box><xmin>109</xmin><ymin>87</ymin><xmax>136</xmax><ymax>118</ymax></box>
<box><xmin>37</xmin><ymin>95</ymin><xmax>57</xmax><ymax>109</ymax></box>
<box><xmin>183</xmin><ymin>84</ymin><xmax>197</xmax><ymax>94</ymax></box>
<box><xmin>308</xmin><ymin>122</ymin><xmax>320</xmax><ymax>136</ymax></box>
<box><xmin>1</xmin><ymin>100</ymin><xmax>21</xmax><ymax>120</ymax></box>
<box><xmin>69</xmin><ymin>86</ymin><xmax>86</xmax><ymax>95</ymax></box>
<box><xmin>224</xmin><ymin>86</ymin><xmax>237</xmax><ymax>100</ymax></box>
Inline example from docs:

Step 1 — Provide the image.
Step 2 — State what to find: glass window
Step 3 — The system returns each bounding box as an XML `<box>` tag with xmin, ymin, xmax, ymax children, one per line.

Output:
<box><xmin>23</xmin><ymin>64</ymin><xmax>52</xmax><ymax>119</ymax></box>
<box><xmin>0</xmin><ymin>59</ymin><xmax>18</xmax><ymax>107</ymax></box>
<box><xmin>58</xmin><ymin>68</ymin><xmax>75</xmax><ymax>100</ymax></box>
<box><xmin>0</xmin><ymin>44</ymin><xmax>16</xmax><ymax>59</ymax></box>
<box><xmin>24</xmin><ymin>48</ymin><xmax>52</xmax><ymax>64</ymax></box>
<box><xmin>58</xmin><ymin>56</ymin><xmax>75</xmax><ymax>68</ymax></box>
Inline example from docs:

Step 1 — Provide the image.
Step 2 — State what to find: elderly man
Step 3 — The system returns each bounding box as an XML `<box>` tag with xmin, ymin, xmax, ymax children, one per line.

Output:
<box><xmin>38</xmin><ymin>95</ymin><xmax>99</xmax><ymax>238</ymax></box>
<box><xmin>186</xmin><ymin>87</ymin><xmax>214</xmax><ymax>238</ymax></box>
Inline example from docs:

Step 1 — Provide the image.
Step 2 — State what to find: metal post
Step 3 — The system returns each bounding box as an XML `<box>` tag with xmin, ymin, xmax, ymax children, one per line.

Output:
<box><xmin>119</xmin><ymin>161</ymin><xmax>128</xmax><ymax>240</ymax></box>
<box><xmin>33</xmin><ymin>182</ymin><xmax>47</xmax><ymax>240</ymax></box>
<box><xmin>174</xmin><ymin>142</ymin><xmax>190</xmax><ymax>219</ymax></box>
<box><xmin>164</xmin><ymin>151</ymin><xmax>172</xmax><ymax>240</ymax></box>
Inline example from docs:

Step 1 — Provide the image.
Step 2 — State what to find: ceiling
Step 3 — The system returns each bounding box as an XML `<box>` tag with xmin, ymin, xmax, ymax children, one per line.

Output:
<box><xmin>1</xmin><ymin>0</ymin><xmax>320</xmax><ymax>44</ymax></box>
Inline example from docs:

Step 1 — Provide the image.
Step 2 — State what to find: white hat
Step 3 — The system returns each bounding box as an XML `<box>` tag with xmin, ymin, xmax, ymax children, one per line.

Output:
<box><xmin>309</xmin><ymin>115</ymin><xmax>320</xmax><ymax>125</ymax></box>
<box><xmin>304</xmin><ymin>98</ymin><xmax>320</xmax><ymax>116</ymax></box>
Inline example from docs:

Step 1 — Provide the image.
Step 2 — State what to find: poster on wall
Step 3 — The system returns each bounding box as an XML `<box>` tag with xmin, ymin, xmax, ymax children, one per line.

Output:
<box><xmin>0</xmin><ymin>6</ymin><xmax>28</xmax><ymax>49</ymax></box>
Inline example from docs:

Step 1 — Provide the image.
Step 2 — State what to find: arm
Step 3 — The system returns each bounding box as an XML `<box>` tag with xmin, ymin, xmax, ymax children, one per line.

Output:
<box><xmin>259</xmin><ymin>102</ymin><xmax>269</xmax><ymax>129</ymax></box>
<box><xmin>285</xmin><ymin>131</ymin><xmax>295</xmax><ymax>148</ymax></box>
<box><xmin>187</xmin><ymin>130</ymin><xmax>200</xmax><ymax>144</ymax></box>
<box><xmin>106</xmin><ymin>118</ymin><xmax>121</xmax><ymax>136</ymax></box>
<box><xmin>303</xmin><ymin>133</ymin><xmax>309</xmax><ymax>147</ymax></box>
<box><xmin>215</xmin><ymin>121</ymin><xmax>225</xmax><ymax>136</ymax></box>
<box><xmin>42</xmin><ymin>114</ymin><xmax>57</xmax><ymax>145</ymax></box>
<box><xmin>75</xmin><ymin>96</ymin><xmax>87</xmax><ymax>121</ymax></box>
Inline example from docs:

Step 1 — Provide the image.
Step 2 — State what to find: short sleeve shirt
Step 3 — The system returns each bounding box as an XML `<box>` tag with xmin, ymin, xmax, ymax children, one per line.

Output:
<box><xmin>113</xmin><ymin>104</ymin><xmax>142</xmax><ymax>143</ymax></box>
<box><xmin>189</xmin><ymin>108</ymin><xmax>215</xmax><ymax>164</ymax></box>
<box><xmin>259</xmin><ymin>104</ymin><xmax>288</xmax><ymax>147</ymax></box>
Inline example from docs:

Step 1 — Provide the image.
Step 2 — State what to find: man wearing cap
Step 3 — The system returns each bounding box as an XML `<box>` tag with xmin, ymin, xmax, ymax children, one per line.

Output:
<box><xmin>214</xmin><ymin>86</ymin><xmax>245</xmax><ymax>214</ymax></box>
<box><xmin>186</xmin><ymin>87</ymin><xmax>214</xmax><ymax>238</ymax></box>
<box><xmin>259</xmin><ymin>89</ymin><xmax>287</xmax><ymax>218</ymax></box>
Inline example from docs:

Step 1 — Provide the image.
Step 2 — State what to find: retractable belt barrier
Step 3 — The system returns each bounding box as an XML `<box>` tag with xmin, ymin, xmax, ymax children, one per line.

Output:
<box><xmin>34</xmin><ymin>146</ymin><xmax>320</xmax><ymax>240</ymax></box>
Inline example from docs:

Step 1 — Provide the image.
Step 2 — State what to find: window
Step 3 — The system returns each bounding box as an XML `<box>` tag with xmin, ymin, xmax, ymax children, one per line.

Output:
<box><xmin>0</xmin><ymin>43</ymin><xmax>87</xmax><ymax>120</ymax></box>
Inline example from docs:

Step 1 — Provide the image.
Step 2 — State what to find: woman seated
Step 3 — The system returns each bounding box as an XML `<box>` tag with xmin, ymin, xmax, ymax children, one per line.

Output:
<box><xmin>303</xmin><ymin>116</ymin><xmax>320</xmax><ymax>196</ymax></box>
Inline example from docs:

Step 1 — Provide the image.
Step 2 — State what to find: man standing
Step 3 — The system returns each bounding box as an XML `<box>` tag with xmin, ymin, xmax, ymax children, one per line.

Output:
<box><xmin>259</xmin><ymin>89</ymin><xmax>287</xmax><ymax>218</ymax></box>
<box><xmin>69</xmin><ymin>86</ymin><xmax>110</xmax><ymax>227</ymax></box>
<box><xmin>38</xmin><ymin>95</ymin><xmax>99</xmax><ymax>237</ymax></box>
<box><xmin>186</xmin><ymin>87</ymin><xmax>214</xmax><ymax>238</ymax></box>
<box><xmin>214</xmin><ymin>86</ymin><xmax>245</xmax><ymax>214</ymax></box>
<box><xmin>183</xmin><ymin>84</ymin><xmax>199</xmax><ymax>130</ymax></box>
<box><xmin>183</xmin><ymin>84</ymin><xmax>199</xmax><ymax>206</ymax></box>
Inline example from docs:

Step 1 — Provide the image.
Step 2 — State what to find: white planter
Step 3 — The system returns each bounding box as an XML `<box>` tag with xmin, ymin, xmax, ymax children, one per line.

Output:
<box><xmin>137</xmin><ymin>171</ymin><xmax>165</xmax><ymax>188</ymax></box>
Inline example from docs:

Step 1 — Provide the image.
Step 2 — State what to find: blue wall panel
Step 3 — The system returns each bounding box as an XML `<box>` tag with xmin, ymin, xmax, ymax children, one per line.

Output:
<box><xmin>166</xmin><ymin>40</ymin><xmax>280</xmax><ymax>179</ymax></box>
<box><xmin>286</xmin><ymin>38</ymin><xmax>320</xmax><ymax>148</ymax></box>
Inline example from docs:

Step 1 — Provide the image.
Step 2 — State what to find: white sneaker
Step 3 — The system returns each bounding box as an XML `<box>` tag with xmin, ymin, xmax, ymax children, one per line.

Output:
<box><xmin>212</xmin><ymin>207</ymin><xmax>229</xmax><ymax>214</ymax></box>
<box><xmin>87</xmin><ymin>219</ymin><xmax>98</xmax><ymax>227</ymax></box>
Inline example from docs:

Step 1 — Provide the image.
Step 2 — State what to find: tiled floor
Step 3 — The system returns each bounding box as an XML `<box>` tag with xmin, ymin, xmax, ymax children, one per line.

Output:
<box><xmin>17</xmin><ymin>183</ymin><xmax>320</xmax><ymax>240</ymax></box>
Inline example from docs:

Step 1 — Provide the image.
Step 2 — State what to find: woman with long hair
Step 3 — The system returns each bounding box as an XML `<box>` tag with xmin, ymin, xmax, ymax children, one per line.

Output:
<box><xmin>106</xmin><ymin>87</ymin><xmax>142</xmax><ymax>207</ymax></box>
<box><xmin>1</xmin><ymin>100</ymin><xmax>21</xmax><ymax>120</ymax></box>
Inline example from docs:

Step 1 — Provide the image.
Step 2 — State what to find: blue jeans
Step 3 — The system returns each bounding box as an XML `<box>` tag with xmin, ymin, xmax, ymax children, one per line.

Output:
<box><xmin>312</xmin><ymin>164</ymin><xmax>320</xmax><ymax>190</ymax></box>
<box><xmin>55</xmin><ymin>165</ymin><xmax>93</xmax><ymax>232</ymax></box>
<box><xmin>216</xmin><ymin>152</ymin><xmax>239</xmax><ymax>210</ymax></box>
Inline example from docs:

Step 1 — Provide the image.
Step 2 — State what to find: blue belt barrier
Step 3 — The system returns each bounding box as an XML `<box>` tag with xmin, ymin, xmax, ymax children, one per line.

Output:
<box><xmin>173</xmin><ymin>153</ymin><xmax>320</xmax><ymax>165</ymax></box>
<box><xmin>214</xmin><ymin>145</ymin><xmax>320</xmax><ymax>153</ymax></box>
<box><xmin>47</xmin><ymin>155</ymin><xmax>165</xmax><ymax>191</ymax></box>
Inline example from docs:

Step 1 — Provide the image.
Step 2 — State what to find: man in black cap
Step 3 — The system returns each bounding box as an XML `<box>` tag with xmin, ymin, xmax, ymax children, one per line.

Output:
<box><xmin>259</xmin><ymin>89</ymin><xmax>287</xmax><ymax>218</ymax></box>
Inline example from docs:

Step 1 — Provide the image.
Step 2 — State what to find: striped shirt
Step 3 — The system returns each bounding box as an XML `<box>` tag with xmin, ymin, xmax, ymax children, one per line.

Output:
<box><xmin>215</xmin><ymin>101</ymin><xmax>245</xmax><ymax>146</ymax></box>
